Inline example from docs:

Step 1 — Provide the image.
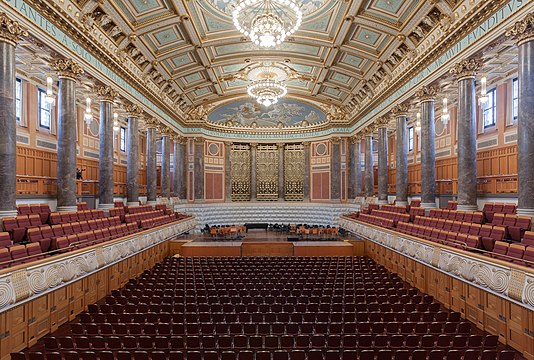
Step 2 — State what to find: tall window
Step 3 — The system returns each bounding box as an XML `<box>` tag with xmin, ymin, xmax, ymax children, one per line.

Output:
<box><xmin>512</xmin><ymin>77</ymin><xmax>518</xmax><ymax>121</ymax></box>
<box><xmin>120</xmin><ymin>127</ymin><xmax>126</xmax><ymax>152</ymax></box>
<box><xmin>483</xmin><ymin>87</ymin><xmax>496</xmax><ymax>128</ymax></box>
<box><xmin>408</xmin><ymin>126</ymin><xmax>414</xmax><ymax>151</ymax></box>
<box><xmin>38</xmin><ymin>88</ymin><xmax>51</xmax><ymax>129</ymax></box>
<box><xmin>15</xmin><ymin>78</ymin><xmax>22</xmax><ymax>122</ymax></box>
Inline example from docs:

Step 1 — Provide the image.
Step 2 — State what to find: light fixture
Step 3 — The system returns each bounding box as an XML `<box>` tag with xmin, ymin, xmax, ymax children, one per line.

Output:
<box><xmin>247</xmin><ymin>80</ymin><xmax>287</xmax><ymax>107</ymax></box>
<box><xmin>415</xmin><ymin>112</ymin><xmax>421</xmax><ymax>132</ymax></box>
<box><xmin>232</xmin><ymin>0</ymin><xmax>303</xmax><ymax>48</ymax></box>
<box><xmin>113</xmin><ymin>112</ymin><xmax>120</xmax><ymax>132</ymax></box>
<box><xmin>84</xmin><ymin>97</ymin><xmax>93</xmax><ymax>127</ymax></box>
<box><xmin>441</xmin><ymin>98</ymin><xmax>450</xmax><ymax>126</ymax></box>
<box><xmin>45</xmin><ymin>76</ymin><xmax>55</xmax><ymax>105</ymax></box>
<box><xmin>478</xmin><ymin>76</ymin><xmax>488</xmax><ymax>106</ymax></box>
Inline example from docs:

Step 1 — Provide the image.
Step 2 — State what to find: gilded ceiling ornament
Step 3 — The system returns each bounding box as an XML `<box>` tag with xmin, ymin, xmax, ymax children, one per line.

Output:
<box><xmin>375</xmin><ymin>116</ymin><xmax>390</xmax><ymax>128</ymax></box>
<box><xmin>188</xmin><ymin>104</ymin><xmax>213</xmax><ymax>122</ymax></box>
<box><xmin>330</xmin><ymin>137</ymin><xmax>341</xmax><ymax>144</ymax></box>
<box><xmin>415</xmin><ymin>85</ymin><xmax>438</xmax><ymax>102</ymax></box>
<box><xmin>391</xmin><ymin>103</ymin><xmax>409</xmax><ymax>116</ymax></box>
<box><xmin>125</xmin><ymin>103</ymin><xmax>143</xmax><ymax>117</ymax></box>
<box><xmin>439</xmin><ymin>14</ymin><xmax>452</xmax><ymax>31</ymax></box>
<box><xmin>144</xmin><ymin>117</ymin><xmax>160</xmax><ymax>129</ymax></box>
<box><xmin>51</xmin><ymin>58</ymin><xmax>84</xmax><ymax>80</ymax></box>
<box><xmin>0</xmin><ymin>12</ymin><xmax>28</xmax><ymax>46</ymax></box>
<box><xmin>506</xmin><ymin>13</ymin><xmax>534</xmax><ymax>46</ymax></box>
<box><xmin>80</xmin><ymin>13</ymin><xmax>95</xmax><ymax>30</ymax></box>
<box><xmin>321</xmin><ymin>104</ymin><xmax>348</xmax><ymax>122</ymax></box>
<box><xmin>449</xmin><ymin>58</ymin><xmax>482</xmax><ymax>80</ymax></box>
<box><xmin>94</xmin><ymin>85</ymin><xmax>118</xmax><ymax>102</ymax></box>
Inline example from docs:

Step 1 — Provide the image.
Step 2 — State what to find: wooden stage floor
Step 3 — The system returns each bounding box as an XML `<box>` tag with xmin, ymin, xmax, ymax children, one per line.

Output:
<box><xmin>171</xmin><ymin>230</ymin><xmax>364</xmax><ymax>257</ymax></box>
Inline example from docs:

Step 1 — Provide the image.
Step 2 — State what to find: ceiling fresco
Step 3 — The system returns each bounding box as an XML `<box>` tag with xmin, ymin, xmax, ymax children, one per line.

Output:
<box><xmin>208</xmin><ymin>99</ymin><xmax>326</xmax><ymax>127</ymax></box>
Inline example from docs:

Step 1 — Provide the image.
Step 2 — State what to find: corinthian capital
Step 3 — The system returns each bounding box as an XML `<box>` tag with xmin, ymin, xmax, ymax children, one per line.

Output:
<box><xmin>125</xmin><ymin>103</ymin><xmax>143</xmax><ymax>117</ymax></box>
<box><xmin>391</xmin><ymin>103</ymin><xmax>409</xmax><ymax>116</ymax></box>
<box><xmin>51</xmin><ymin>58</ymin><xmax>84</xmax><ymax>80</ymax></box>
<box><xmin>506</xmin><ymin>13</ymin><xmax>534</xmax><ymax>46</ymax></box>
<box><xmin>375</xmin><ymin>116</ymin><xmax>390</xmax><ymax>128</ymax></box>
<box><xmin>145</xmin><ymin>117</ymin><xmax>159</xmax><ymax>129</ymax></box>
<box><xmin>0</xmin><ymin>13</ymin><xmax>28</xmax><ymax>46</ymax></box>
<box><xmin>415</xmin><ymin>85</ymin><xmax>438</xmax><ymax>102</ymax></box>
<box><xmin>95</xmin><ymin>85</ymin><xmax>118</xmax><ymax>102</ymax></box>
<box><xmin>449</xmin><ymin>59</ymin><xmax>482</xmax><ymax>80</ymax></box>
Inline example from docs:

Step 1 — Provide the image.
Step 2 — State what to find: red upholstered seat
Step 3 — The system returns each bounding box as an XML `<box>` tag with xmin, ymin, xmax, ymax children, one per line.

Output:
<box><xmin>507</xmin><ymin>244</ymin><xmax>526</xmax><ymax>264</ymax></box>
<box><xmin>509</xmin><ymin>216</ymin><xmax>531</xmax><ymax>242</ymax></box>
<box><xmin>3</xmin><ymin>217</ymin><xmax>25</xmax><ymax>243</ymax></box>
<box><xmin>492</xmin><ymin>241</ymin><xmax>509</xmax><ymax>261</ymax></box>
<box><xmin>0</xmin><ymin>248</ymin><xmax>11</xmax><ymax>268</ymax></box>
<box><xmin>0</xmin><ymin>232</ymin><xmax>12</xmax><ymax>248</ymax></box>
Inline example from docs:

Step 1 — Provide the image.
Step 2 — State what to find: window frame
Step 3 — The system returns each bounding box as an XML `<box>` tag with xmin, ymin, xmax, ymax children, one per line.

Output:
<box><xmin>15</xmin><ymin>78</ymin><xmax>22</xmax><ymax>122</ymax></box>
<box><xmin>512</xmin><ymin>77</ymin><xmax>518</xmax><ymax>122</ymax></box>
<box><xmin>482</xmin><ymin>87</ymin><xmax>496</xmax><ymax>129</ymax></box>
<box><xmin>37</xmin><ymin>88</ymin><xmax>51</xmax><ymax>130</ymax></box>
<box><xmin>120</xmin><ymin>126</ymin><xmax>127</xmax><ymax>152</ymax></box>
<box><xmin>408</xmin><ymin>126</ymin><xmax>414</xmax><ymax>152</ymax></box>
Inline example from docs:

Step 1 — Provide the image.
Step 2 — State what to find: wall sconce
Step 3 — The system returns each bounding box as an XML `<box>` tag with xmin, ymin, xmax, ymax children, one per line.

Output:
<box><xmin>441</xmin><ymin>98</ymin><xmax>449</xmax><ymax>127</ymax></box>
<box><xmin>415</xmin><ymin>112</ymin><xmax>421</xmax><ymax>132</ymax></box>
<box><xmin>84</xmin><ymin>97</ymin><xmax>93</xmax><ymax>127</ymax></box>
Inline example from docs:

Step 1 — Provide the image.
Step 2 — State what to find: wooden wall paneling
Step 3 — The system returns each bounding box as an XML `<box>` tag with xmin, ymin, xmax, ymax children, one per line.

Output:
<box><xmin>96</xmin><ymin>269</ymin><xmax>108</xmax><ymax>300</ymax></box>
<box><xmin>83</xmin><ymin>274</ymin><xmax>98</xmax><ymax>307</ymax></box>
<box><xmin>507</xmin><ymin>303</ymin><xmax>528</xmax><ymax>355</ymax></box>
<box><xmin>6</xmin><ymin>305</ymin><xmax>29</xmax><ymax>353</ymax></box>
<box><xmin>450</xmin><ymin>278</ymin><xmax>467</xmax><ymax>316</ymax></box>
<box><xmin>414</xmin><ymin>261</ymin><xmax>427</xmax><ymax>292</ymax></box>
<box><xmin>0</xmin><ymin>311</ymin><xmax>7</xmax><ymax>360</ymax></box>
<box><xmin>435</xmin><ymin>272</ymin><xmax>451</xmax><ymax>308</ymax></box>
<box><xmin>108</xmin><ymin>263</ymin><xmax>120</xmax><ymax>293</ymax></box>
<box><xmin>27</xmin><ymin>295</ymin><xmax>51</xmax><ymax>347</ymax></box>
<box><xmin>68</xmin><ymin>280</ymin><xmax>85</xmax><ymax>320</ymax></box>
<box><xmin>484</xmin><ymin>292</ymin><xmax>508</xmax><ymax>343</ymax></box>
<box><xmin>426</xmin><ymin>268</ymin><xmax>438</xmax><ymax>298</ymax></box>
<box><xmin>465</xmin><ymin>285</ymin><xmax>485</xmax><ymax>329</ymax></box>
<box><xmin>50</xmin><ymin>286</ymin><xmax>69</xmax><ymax>332</ymax></box>
<box><xmin>527</xmin><ymin>311</ymin><xmax>534</xmax><ymax>360</ymax></box>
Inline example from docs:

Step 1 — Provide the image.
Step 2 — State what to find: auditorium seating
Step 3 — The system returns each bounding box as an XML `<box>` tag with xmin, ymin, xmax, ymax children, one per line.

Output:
<box><xmin>428</xmin><ymin>209</ymin><xmax>484</xmax><ymax>224</ymax></box>
<box><xmin>17</xmin><ymin>203</ymin><xmax>51</xmax><ymax>223</ymax></box>
<box><xmin>13</xmin><ymin>256</ymin><xmax>515</xmax><ymax>360</ymax></box>
<box><xmin>482</xmin><ymin>203</ymin><xmax>517</xmax><ymax>223</ymax></box>
<box><xmin>77</xmin><ymin>202</ymin><xmax>90</xmax><ymax>211</ymax></box>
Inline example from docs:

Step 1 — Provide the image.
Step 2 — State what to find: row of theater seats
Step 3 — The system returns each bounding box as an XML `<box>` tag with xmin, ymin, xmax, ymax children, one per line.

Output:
<box><xmin>482</xmin><ymin>203</ymin><xmax>517</xmax><ymax>222</ymax></box>
<box><xmin>428</xmin><ymin>209</ymin><xmax>485</xmax><ymax>224</ymax></box>
<box><xmin>16</xmin><ymin>203</ymin><xmax>51</xmax><ymax>223</ymax></box>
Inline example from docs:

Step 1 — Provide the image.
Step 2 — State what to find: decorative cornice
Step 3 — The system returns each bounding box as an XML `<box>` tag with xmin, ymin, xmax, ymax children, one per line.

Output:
<box><xmin>391</xmin><ymin>103</ymin><xmax>409</xmax><ymax>117</ymax></box>
<box><xmin>449</xmin><ymin>59</ymin><xmax>483</xmax><ymax>81</ymax></box>
<box><xmin>415</xmin><ymin>85</ymin><xmax>438</xmax><ymax>102</ymax></box>
<box><xmin>0</xmin><ymin>12</ymin><xmax>27</xmax><ymax>46</ymax></box>
<box><xmin>51</xmin><ymin>58</ymin><xmax>84</xmax><ymax>81</ymax></box>
<box><xmin>506</xmin><ymin>13</ymin><xmax>534</xmax><ymax>46</ymax></box>
<box><xmin>125</xmin><ymin>103</ymin><xmax>143</xmax><ymax>118</ymax></box>
<box><xmin>95</xmin><ymin>85</ymin><xmax>118</xmax><ymax>102</ymax></box>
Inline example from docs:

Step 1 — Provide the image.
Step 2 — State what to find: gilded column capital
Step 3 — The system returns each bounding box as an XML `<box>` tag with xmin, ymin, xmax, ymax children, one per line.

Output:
<box><xmin>160</xmin><ymin>128</ymin><xmax>173</xmax><ymax>137</ymax></box>
<box><xmin>506</xmin><ymin>13</ymin><xmax>534</xmax><ymax>46</ymax></box>
<box><xmin>391</xmin><ymin>103</ymin><xmax>409</xmax><ymax>117</ymax></box>
<box><xmin>415</xmin><ymin>85</ymin><xmax>438</xmax><ymax>102</ymax></box>
<box><xmin>145</xmin><ymin>117</ymin><xmax>159</xmax><ymax>129</ymax></box>
<box><xmin>194</xmin><ymin>137</ymin><xmax>204</xmax><ymax>143</ymax></box>
<box><xmin>51</xmin><ymin>58</ymin><xmax>84</xmax><ymax>81</ymax></box>
<box><xmin>125</xmin><ymin>103</ymin><xmax>143</xmax><ymax>118</ymax></box>
<box><xmin>95</xmin><ymin>85</ymin><xmax>118</xmax><ymax>102</ymax></box>
<box><xmin>224</xmin><ymin>141</ymin><xmax>233</xmax><ymax>147</ymax></box>
<box><xmin>0</xmin><ymin>13</ymin><xmax>28</xmax><ymax>46</ymax></box>
<box><xmin>361</xmin><ymin>127</ymin><xmax>375</xmax><ymax>137</ymax></box>
<box><xmin>353</xmin><ymin>134</ymin><xmax>364</xmax><ymax>142</ymax></box>
<box><xmin>330</xmin><ymin>137</ymin><xmax>341</xmax><ymax>144</ymax></box>
<box><xmin>302</xmin><ymin>141</ymin><xmax>311</xmax><ymax>147</ymax></box>
<box><xmin>250</xmin><ymin>142</ymin><xmax>258</xmax><ymax>149</ymax></box>
<box><xmin>375</xmin><ymin>116</ymin><xmax>390</xmax><ymax>129</ymax></box>
<box><xmin>277</xmin><ymin>143</ymin><xmax>285</xmax><ymax>148</ymax></box>
<box><xmin>449</xmin><ymin>58</ymin><xmax>482</xmax><ymax>81</ymax></box>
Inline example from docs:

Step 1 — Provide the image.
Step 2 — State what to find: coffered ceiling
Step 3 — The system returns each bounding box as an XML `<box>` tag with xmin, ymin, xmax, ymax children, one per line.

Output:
<box><xmin>70</xmin><ymin>0</ymin><xmax>456</xmax><ymax>123</ymax></box>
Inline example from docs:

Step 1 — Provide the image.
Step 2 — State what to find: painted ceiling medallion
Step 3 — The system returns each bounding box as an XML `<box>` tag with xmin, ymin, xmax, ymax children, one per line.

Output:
<box><xmin>232</xmin><ymin>0</ymin><xmax>303</xmax><ymax>48</ymax></box>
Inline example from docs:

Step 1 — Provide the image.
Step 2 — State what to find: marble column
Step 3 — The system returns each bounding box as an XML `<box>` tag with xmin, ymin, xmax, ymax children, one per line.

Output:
<box><xmin>416</xmin><ymin>85</ymin><xmax>438</xmax><ymax>209</ymax></box>
<box><xmin>0</xmin><ymin>14</ymin><xmax>26</xmax><ymax>218</ymax></box>
<box><xmin>364</xmin><ymin>133</ymin><xmax>374</xmax><ymax>197</ymax></box>
<box><xmin>95</xmin><ymin>86</ymin><xmax>118</xmax><ymax>210</ymax></box>
<box><xmin>172</xmin><ymin>136</ymin><xmax>182</xmax><ymax>198</ymax></box>
<box><xmin>377</xmin><ymin>121</ymin><xmax>389</xmax><ymax>204</ymax></box>
<box><xmin>353</xmin><ymin>138</ymin><xmax>363</xmax><ymax>197</ymax></box>
<box><xmin>278</xmin><ymin>143</ymin><xmax>285</xmax><ymax>200</ymax></box>
<box><xmin>52</xmin><ymin>59</ymin><xmax>84</xmax><ymax>212</ymax></box>
<box><xmin>331</xmin><ymin>139</ymin><xmax>341</xmax><ymax>201</ymax></box>
<box><xmin>161</xmin><ymin>131</ymin><xmax>171</xmax><ymax>198</ymax></box>
<box><xmin>303</xmin><ymin>142</ymin><xmax>310</xmax><ymax>201</ymax></box>
<box><xmin>145</xmin><ymin>118</ymin><xmax>158</xmax><ymax>205</ymax></box>
<box><xmin>225</xmin><ymin>142</ymin><xmax>232</xmax><ymax>202</ymax></box>
<box><xmin>507</xmin><ymin>16</ymin><xmax>534</xmax><ymax>218</ymax></box>
<box><xmin>450</xmin><ymin>59</ymin><xmax>481</xmax><ymax>211</ymax></box>
<box><xmin>125</xmin><ymin>104</ymin><xmax>142</xmax><ymax>206</ymax></box>
<box><xmin>250</xmin><ymin>143</ymin><xmax>257</xmax><ymax>201</ymax></box>
<box><xmin>392</xmin><ymin>104</ymin><xmax>409</xmax><ymax>206</ymax></box>
<box><xmin>194</xmin><ymin>138</ymin><xmax>204</xmax><ymax>201</ymax></box>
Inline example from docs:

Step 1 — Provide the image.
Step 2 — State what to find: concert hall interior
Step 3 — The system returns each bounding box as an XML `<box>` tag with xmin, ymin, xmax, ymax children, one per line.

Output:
<box><xmin>0</xmin><ymin>0</ymin><xmax>533</xmax><ymax>359</ymax></box>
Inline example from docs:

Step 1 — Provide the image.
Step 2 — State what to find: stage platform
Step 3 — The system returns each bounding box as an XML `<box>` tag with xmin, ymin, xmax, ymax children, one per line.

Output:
<box><xmin>171</xmin><ymin>239</ymin><xmax>364</xmax><ymax>257</ymax></box>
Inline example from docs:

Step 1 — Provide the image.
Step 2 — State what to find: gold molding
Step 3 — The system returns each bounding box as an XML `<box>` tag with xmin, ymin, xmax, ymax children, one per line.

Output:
<box><xmin>0</xmin><ymin>12</ymin><xmax>27</xmax><ymax>46</ymax></box>
<box><xmin>125</xmin><ymin>103</ymin><xmax>143</xmax><ymax>118</ymax></box>
<box><xmin>391</xmin><ymin>103</ymin><xmax>409</xmax><ymax>117</ymax></box>
<box><xmin>51</xmin><ymin>58</ymin><xmax>84</xmax><ymax>81</ymax></box>
<box><xmin>449</xmin><ymin>58</ymin><xmax>483</xmax><ymax>81</ymax></box>
<box><xmin>95</xmin><ymin>85</ymin><xmax>119</xmax><ymax>102</ymax></box>
<box><xmin>415</xmin><ymin>85</ymin><xmax>438</xmax><ymax>103</ymax></box>
<box><xmin>506</xmin><ymin>12</ymin><xmax>534</xmax><ymax>46</ymax></box>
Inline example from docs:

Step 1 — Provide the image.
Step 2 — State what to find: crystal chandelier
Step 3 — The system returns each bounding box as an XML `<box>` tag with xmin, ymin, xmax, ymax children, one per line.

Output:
<box><xmin>233</xmin><ymin>0</ymin><xmax>303</xmax><ymax>48</ymax></box>
<box><xmin>247</xmin><ymin>80</ymin><xmax>287</xmax><ymax>107</ymax></box>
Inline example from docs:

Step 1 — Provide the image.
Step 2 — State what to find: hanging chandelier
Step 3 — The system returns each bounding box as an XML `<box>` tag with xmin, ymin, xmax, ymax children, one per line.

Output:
<box><xmin>232</xmin><ymin>0</ymin><xmax>303</xmax><ymax>48</ymax></box>
<box><xmin>247</xmin><ymin>80</ymin><xmax>287</xmax><ymax>107</ymax></box>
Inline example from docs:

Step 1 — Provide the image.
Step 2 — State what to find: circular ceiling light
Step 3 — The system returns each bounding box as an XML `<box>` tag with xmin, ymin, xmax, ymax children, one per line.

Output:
<box><xmin>232</xmin><ymin>0</ymin><xmax>303</xmax><ymax>48</ymax></box>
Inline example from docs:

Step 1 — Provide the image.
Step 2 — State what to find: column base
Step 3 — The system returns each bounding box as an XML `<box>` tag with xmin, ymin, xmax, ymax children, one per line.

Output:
<box><xmin>57</xmin><ymin>206</ymin><xmax>78</xmax><ymax>213</ymax></box>
<box><xmin>516</xmin><ymin>208</ymin><xmax>534</xmax><ymax>220</ymax></box>
<box><xmin>457</xmin><ymin>204</ymin><xmax>478</xmax><ymax>211</ymax></box>
<box><xmin>98</xmin><ymin>203</ymin><xmax>114</xmax><ymax>210</ymax></box>
<box><xmin>378</xmin><ymin>200</ymin><xmax>388</xmax><ymax>205</ymax></box>
<box><xmin>0</xmin><ymin>209</ymin><xmax>18</xmax><ymax>219</ymax></box>
<box><xmin>127</xmin><ymin>202</ymin><xmax>140</xmax><ymax>207</ymax></box>
<box><xmin>395</xmin><ymin>201</ymin><xmax>408</xmax><ymax>206</ymax></box>
<box><xmin>146</xmin><ymin>201</ymin><xmax>157</xmax><ymax>206</ymax></box>
<box><xmin>421</xmin><ymin>202</ymin><xmax>437</xmax><ymax>209</ymax></box>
